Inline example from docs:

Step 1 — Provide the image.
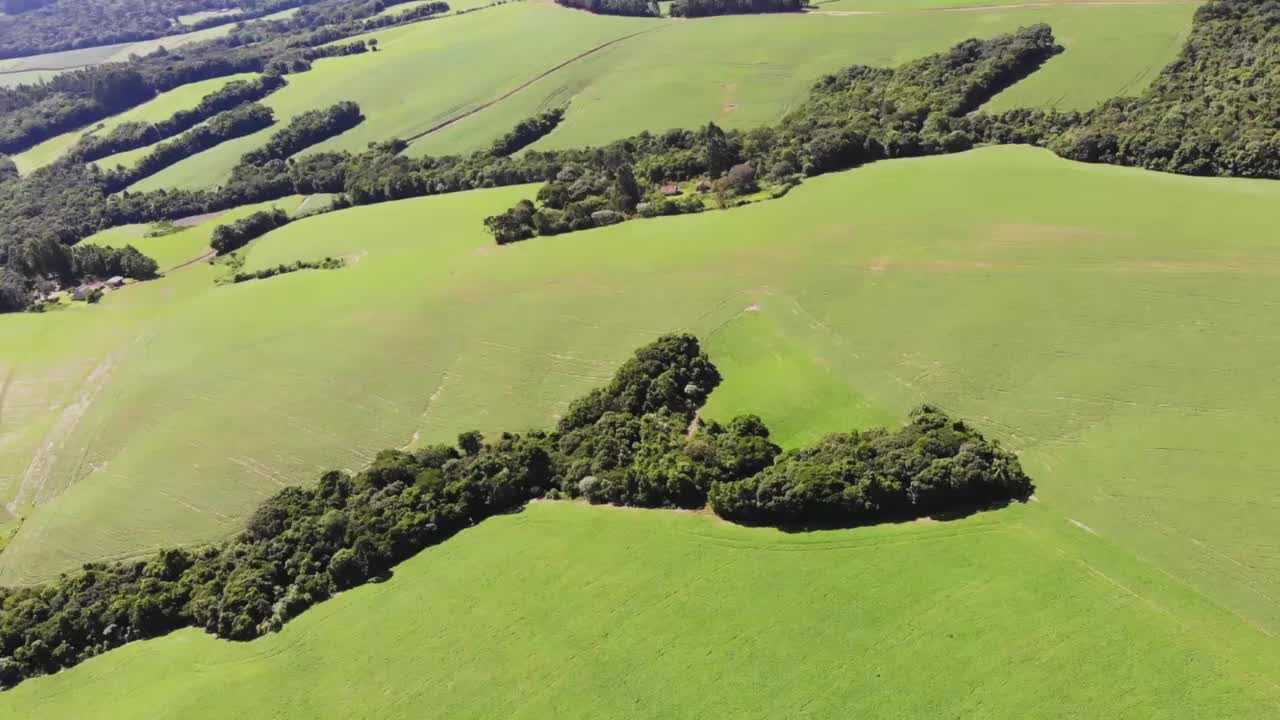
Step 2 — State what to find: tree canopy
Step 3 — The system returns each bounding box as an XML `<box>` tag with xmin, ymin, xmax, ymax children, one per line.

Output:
<box><xmin>0</xmin><ymin>334</ymin><xmax>1032</xmax><ymax>690</ymax></box>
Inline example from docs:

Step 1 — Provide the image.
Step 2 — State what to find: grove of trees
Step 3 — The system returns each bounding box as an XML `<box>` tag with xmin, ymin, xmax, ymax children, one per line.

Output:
<box><xmin>209</xmin><ymin>207</ymin><xmax>290</xmax><ymax>254</ymax></box>
<box><xmin>0</xmin><ymin>334</ymin><xmax>1032</xmax><ymax>689</ymax></box>
<box><xmin>103</xmin><ymin>102</ymin><xmax>276</xmax><ymax>190</ymax></box>
<box><xmin>670</xmin><ymin>0</ymin><xmax>804</xmax><ymax>18</ymax></box>
<box><xmin>239</xmin><ymin>100</ymin><xmax>363</xmax><ymax>165</ymax></box>
<box><xmin>489</xmin><ymin>107</ymin><xmax>564</xmax><ymax>157</ymax></box>
<box><xmin>482</xmin><ymin>23</ymin><xmax>1064</xmax><ymax>242</ymax></box>
<box><xmin>67</xmin><ymin>74</ymin><xmax>287</xmax><ymax>164</ymax></box>
<box><xmin>553</xmin><ymin>0</ymin><xmax>658</xmax><ymax>18</ymax></box>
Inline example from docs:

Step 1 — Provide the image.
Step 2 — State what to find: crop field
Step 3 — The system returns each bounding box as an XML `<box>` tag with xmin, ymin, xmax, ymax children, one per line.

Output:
<box><xmin>1</xmin><ymin>0</ymin><xmax>1277</xmax><ymax>714</ymax></box>
<box><xmin>813</xmin><ymin>0</ymin><xmax>1192</xmax><ymax>11</ymax></box>
<box><xmin>0</xmin><ymin>142</ymin><xmax>1278</xmax><ymax>689</ymax></box>
<box><xmin>10</xmin><ymin>73</ymin><xmax>259</xmax><ymax>175</ymax></box>
<box><xmin>116</xmin><ymin>4</ymin><xmax>665</xmax><ymax>191</ymax></box>
<box><xmin>0</xmin><ymin>21</ymin><xmax>240</xmax><ymax>75</ymax></box>
<box><xmin>15</xmin><ymin>1</ymin><xmax>1196</xmax><ymax>191</ymax></box>
<box><xmin>1</xmin><ymin>499</ymin><xmax>1276</xmax><ymax>718</ymax></box>
<box><xmin>0</xmin><ymin>7</ymin><xmax>299</xmax><ymax>91</ymax></box>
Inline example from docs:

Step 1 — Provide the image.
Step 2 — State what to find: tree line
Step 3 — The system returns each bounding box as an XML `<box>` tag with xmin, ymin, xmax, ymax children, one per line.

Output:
<box><xmin>553</xmin><ymin>0</ymin><xmax>658</xmax><ymax>18</ymax></box>
<box><xmin>67</xmin><ymin>75</ymin><xmax>288</xmax><ymax>164</ymax></box>
<box><xmin>0</xmin><ymin>0</ymin><xmax>446</xmax><ymax>155</ymax></box>
<box><xmin>0</xmin><ymin>3</ymin><xmax>1273</xmax><ymax>312</ymax></box>
<box><xmin>0</xmin><ymin>0</ymin><xmax>438</xmax><ymax>61</ymax></box>
<box><xmin>240</xmin><ymin>100</ymin><xmax>362</xmax><ymax>164</ymax></box>
<box><xmin>670</xmin><ymin>0</ymin><xmax>805</xmax><ymax>18</ymax></box>
<box><xmin>102</xmin><ymin>102</ymin><xmax>277</xmax><ymax>191</ymax></box>
<box><xmin>489</xmin><ymin>107</ymin><xmax>564</xmax><ymax>157</ymax></box>
<box><xmin>482</xmin><ymin>23</ymin><xmax>1064</xmax><ymax>242</ymax></box>
<box><xmin>0</xmin><ymin>333</ymin><xmax>1033</xmax><ymax>689</ymax></box>
<box><xmin>209</xmin><ymin>207</ymin><xmax>291</xmax><ymax>254</ymax></box>
<box><xmin>229</xmin><ymin>255</ymin><xmax>343</xmax><ymax>283</ymax></box>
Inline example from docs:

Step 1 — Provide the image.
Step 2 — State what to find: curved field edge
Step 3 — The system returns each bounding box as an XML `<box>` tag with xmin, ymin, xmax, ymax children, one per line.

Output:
<box><xmin>0</xmin><ymin>500</ymin><xmax>1275</xmax><ymax>718</ymax></box>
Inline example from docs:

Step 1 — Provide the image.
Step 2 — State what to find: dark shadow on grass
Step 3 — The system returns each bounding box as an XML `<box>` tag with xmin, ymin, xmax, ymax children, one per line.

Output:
<box><xmin>364</xmin><ymin>501</ymin><xmax>532</xmax><ymax>585</ymax></box>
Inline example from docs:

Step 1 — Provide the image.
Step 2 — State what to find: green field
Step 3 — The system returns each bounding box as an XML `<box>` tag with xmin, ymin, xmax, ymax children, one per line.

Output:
<box><xmin>177</xmin><ymin>8</ymin><xmax>242</xmax><ymax>25</ymax></box>
<box><xmin>813</xmin><ymin>0</ymin><xmax>1192</xmax><ymax>10</ymax></box>
<box><xmin>1</xmin><ymin>145</ymin><xmax>1279</xmax><ymax>670</ymax></box>
<box><xmin>0</xmin><ymin>20</ymin><xmax>239</xmax><ymax>75</ymax></box>
<box><xmin>86</xmin><ymin>194</ymin><xmax>311</xmax><ymax>269</ymax></box>
<box><xmin>11</xmin><ymin>73</ymin><xmax>259</xmax><ymax>175</ymax></box>
<box><xmin>3</xmin><ymin>1</ymin><xmax>1278</xmax><ymax>714</ymax></box>
<box><xmin>19</xmin><ymin>2</ymin><xmax>1195</xmax><ymax>190</ymax></box>
<box><xmin>1</xmin><ymin>499</ymin><xmax>1276</xmax><ymax>718</ymax></box>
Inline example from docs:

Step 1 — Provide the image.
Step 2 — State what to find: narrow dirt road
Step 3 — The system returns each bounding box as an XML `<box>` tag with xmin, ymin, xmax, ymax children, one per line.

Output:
<box><xmin>405</xmin><ymin>26</ymin><xmax>664</xmax><ymax>146</ymax></box>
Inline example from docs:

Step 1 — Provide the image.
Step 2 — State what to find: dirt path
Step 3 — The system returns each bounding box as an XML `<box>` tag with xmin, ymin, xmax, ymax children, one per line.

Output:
<box><xmin>164</xmin><ymin>249</ymin><xmax>216</xmax><ymax>274</ymax></box>
<box><xmin>809</xmin><ymin>0</ymin><xmax>1197</xmax><ymax>15</ymax></box>
<box><xmin>6</xmin><ymin>355</ymin><xmax>115</xmax><ymax>515</ymax></box>
<box><xmin>404</xmin><ymin>25</ymin><xmax>664</xmax><ymax>146</ymax></box>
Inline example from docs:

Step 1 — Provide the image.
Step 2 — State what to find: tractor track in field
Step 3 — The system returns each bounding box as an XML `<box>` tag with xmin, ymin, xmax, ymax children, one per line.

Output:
<box><xmin>404</xmin><ymin>25</ymin><xmax>665</xmax><ymax>146</ymax></box>
<box><xmin>0</xmin><ymin>63</ymin><xmax>89</xmax><ymax>76</ymax></box>
<box><xmin>808</xmin><ymin>0</ymin><xmax>1198</xmax><ymax>15</ymax></box>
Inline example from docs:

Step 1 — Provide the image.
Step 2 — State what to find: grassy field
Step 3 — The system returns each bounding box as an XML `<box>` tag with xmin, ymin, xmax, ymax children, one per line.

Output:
<box><xmin>813</xmin><ymin>0</ymin><xmax>1194</xmax><ymax>10</ymax></box>
<box><xmin>0</xmin><ymin>21</ymin><xmax>239</xmax><ymax>75</ymax></box>
<box><xmin>1</xmin><ymin>499</ymin><xmax>1276</xmax><ymax>718</ymax></box>
<box><xmin>86</xmin><ymin>194</ymin><xmax>311</xmax><ymax>270</ymax></box>
<box><xmin>117</xmin><ymin>4</ymin><xmax>663</xmax><ymax>191</ymax></box>
<box><xmin>20</xmin><ymin>1</ymin><xmax>1194</xmax><ymax>189</ymax></box>
<box><xmin>2</xmin><ymin>145</ymin><xmax>1280</xmax><ymax>664</ymax></box>
<box><xmin>177</xmin><ymin>8</ymin><xmax>242</xmax><ymax>25</ymax></box>
<box><xmin>11</xmin><ymin>73</ymin><xmax>259</xmax><ymax>175</ymax></box>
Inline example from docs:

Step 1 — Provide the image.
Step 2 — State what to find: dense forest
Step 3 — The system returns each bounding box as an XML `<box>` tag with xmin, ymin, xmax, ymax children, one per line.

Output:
<box><xmin>1045</xmin><ymin>0</ymin><xmax>1279</xmax><ymax>178</ymax></box>
<box><xmin>0</xmin><ymin>334</ymin><xmax>1032</xmax><ymax>689</ymax></box>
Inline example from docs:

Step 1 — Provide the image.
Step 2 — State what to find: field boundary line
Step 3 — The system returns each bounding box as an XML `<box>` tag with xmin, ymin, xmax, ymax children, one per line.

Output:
<box><xmin>404</xmin><ymin>25</ymin><xmax>667</xmax><ymax>146</ymax></box>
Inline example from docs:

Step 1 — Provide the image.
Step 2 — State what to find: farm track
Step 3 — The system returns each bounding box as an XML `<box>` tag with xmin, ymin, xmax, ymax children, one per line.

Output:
<box><xmin>0</xmin><ymin>64</ymin><xmax>88</xmax><ymax>77</ymax></box>
<box><xmin>165</xmin><ymin>250</ymin><xmax>216</xmax><ymax>274</ymax></box>
<box><xmin>403</xmin><ymin>25</ymin><xmax>666</xmax><ymax>146</ymax></box>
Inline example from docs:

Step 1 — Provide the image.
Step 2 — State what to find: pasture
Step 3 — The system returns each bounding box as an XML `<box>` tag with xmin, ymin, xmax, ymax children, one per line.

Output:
<box><xmin>11</xmin><ymin>73</ymin><xmax>259</xmax><ymax>175</ymax></box>
<box><xmin>0</xmin><ymin>499</ymin><xmax>1275</xmax><ymax>718</ymax></box>
<box><xmin>0</xmin><ymin>145</ymin><xmax>1278</xmax><ymax>668</ymax></box>
<box><xmin>11</xmin><ymin>1</ymin><xmax>1197</xmax><ymax>188</ymax></box>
